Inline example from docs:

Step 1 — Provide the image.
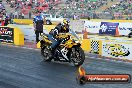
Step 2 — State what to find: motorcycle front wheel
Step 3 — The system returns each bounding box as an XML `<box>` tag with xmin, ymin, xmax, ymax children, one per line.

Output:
<box><xmin>41</xmin><ymin>46</ymin><xmax>52</xmax><ymax>62</ymax></box>
<box><xmin>70</xmin><ymin>47</ymin><xmax>85</xmax><ymax>66</ymax></box>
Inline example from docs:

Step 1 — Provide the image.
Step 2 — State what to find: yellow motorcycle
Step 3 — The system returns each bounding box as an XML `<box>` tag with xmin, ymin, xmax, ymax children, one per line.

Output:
<box><xmin>40</xmin><ymin>30</ymin><xmax>85</xmax><ymax>66</ymax></box>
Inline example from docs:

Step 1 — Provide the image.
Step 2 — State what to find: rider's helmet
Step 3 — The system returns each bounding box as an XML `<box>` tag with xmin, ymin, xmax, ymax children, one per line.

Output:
<box><xmin>62</xmin><ymin>19</ymin><xmax>70</xmax><ymax>30</ymax></box>
<box><xmin>63</xmin><ymin>18</ymin><xmax>70</xmax><ymax>25</ymax></box>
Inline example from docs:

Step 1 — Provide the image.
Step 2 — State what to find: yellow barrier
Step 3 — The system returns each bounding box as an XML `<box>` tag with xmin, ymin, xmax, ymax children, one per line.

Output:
<box><xmin>98</xmin><ymin>40</ymin><xmax>102</xmax><ymax>56</ymax></box>
<box><xmin>13</xmin><ymin>19</ymin><xmax>33</xmax><ymax>24</ymax></box>
<box><xmin>37</xmin><ymin>41</ymin><xmax>40</xmax><ymax>48</ymax></box>
<box><xmin>8</xmin><ymin>26</ymin><xmax>24</xmax><ymax>46</ymax></box>
<box><xmin>81</xmin><ymin>39</ymin><xmax>91</xmax><ymax>52</ymax></box>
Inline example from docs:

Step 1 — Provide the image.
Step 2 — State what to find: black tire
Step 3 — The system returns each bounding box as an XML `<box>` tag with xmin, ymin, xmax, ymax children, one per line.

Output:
<box><xmin>70</xmin><ymin>47</ymin><xmax>85</xmax><ymax>66</ymax></box>
<box><xmin>41</xmin><ymin>46</ymin><xmax>52</xmax><ymax>62</ymax></box>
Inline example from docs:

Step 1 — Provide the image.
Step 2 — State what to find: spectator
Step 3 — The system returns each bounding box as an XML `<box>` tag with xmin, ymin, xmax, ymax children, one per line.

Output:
<box><xmin>14</xmin><ymin>11</ymin><xmax>18</xmax><ymax>19</ymax></box>
<box><xmin>33</xmin><ymin>10</ymin><xmax>44</xmax><ymax>43</ymax></box>
<box><xmin>22</xmin><ymin>13</ymin><xmax>24</xmax><ymax>19</ymax></box>
<box><xmin>29</xmin><ymin>11</ymin><xmax>32</xmax><ymax>19</ymax></box>
<box><xmin>10</xmin><ymin>13</ymin><xmax>14</xmax><ymax>19</ymax></box>
<box><xmin>4</xmin><ymin>16</ymin><xmax>10</xmax><ymax>26</ymax></box>
<box><xmin>4</xmin><ymin>0</ymin><xmax>132</xmax><ymax>20</ymax></box>
<box><xmin>87</xmin><ymin>16</ymin><xmax>90</xmax><ymax>20</ymax></box>
<box><xmin>18</xmin><ymin>13</ymin><xmax>22</xmax><ymax>19</ymax></box>
<box><xmin>73</xmin><ymin>14</ymin><xmax>77</xmax><ymax>20</ymax></box>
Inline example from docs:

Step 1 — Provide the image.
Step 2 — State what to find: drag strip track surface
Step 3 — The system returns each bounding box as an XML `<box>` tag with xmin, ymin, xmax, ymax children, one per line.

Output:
<box><xmin>0</xmin><ymin>45</ymin><xmax>132</xmax><ymax>88</ymax></box>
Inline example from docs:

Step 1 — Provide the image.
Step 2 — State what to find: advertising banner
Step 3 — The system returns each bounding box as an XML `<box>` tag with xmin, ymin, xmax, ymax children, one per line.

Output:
<box><xmin>0</xmin><ymin>27</ymin><xmax>14</xmax><ymax>43</ymax></box>
<box><xmin>84</xmin><ymin>20</ymin><xmax>132</xmax><ymax>36</ymax></box>
<box><xmin>118</xmin><ymin>22</ymin><xmax>132</xmax><ymax>36</ymax></box>
<box><xmin>102</xmin><ymin>42</ymin><xmax>132</xmax><ymax>60</ymax></box>
<box><xmin>84</xmin><ymin>21</ymin><xmax>100</xmax><ymax>33</ymax></box>
<box><xmin>99</xmin><ymin>22</ymin><xmax>119</xmax><ymax>35</ymax></box>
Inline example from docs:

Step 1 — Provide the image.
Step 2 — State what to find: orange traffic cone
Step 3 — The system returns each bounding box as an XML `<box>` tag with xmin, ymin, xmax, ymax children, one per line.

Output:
<box><xmin>115</xmin><ymin>27</ymin><xmax>120</xmax><ymax>37</ymax></box>
<box><xmin>83</xmin><ymin>28</ymin><xmax>88</xmax><ymax>39</ymax></box>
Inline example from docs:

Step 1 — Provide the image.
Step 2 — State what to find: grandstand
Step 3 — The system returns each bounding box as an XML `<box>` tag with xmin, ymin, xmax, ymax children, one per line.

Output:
<box><xmin>104</xmin><ymin>0</ymin><xmax>132</xmax><ymax>20</ymax></box>
<box><xmin>3</xmin><ymin>0</ymin><xmax>132</xmax><ymax>20</ymax></box>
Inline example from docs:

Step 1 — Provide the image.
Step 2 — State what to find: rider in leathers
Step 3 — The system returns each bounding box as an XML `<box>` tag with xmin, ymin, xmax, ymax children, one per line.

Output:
<box><xmin>48</xmin><ymin>19</ymin><xmax>70</xmax><ymax>57</ymax></box>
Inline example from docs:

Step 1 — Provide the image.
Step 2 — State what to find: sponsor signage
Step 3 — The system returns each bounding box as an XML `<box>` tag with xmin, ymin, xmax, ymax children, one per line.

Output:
<box><xmin>0</xmin><ymin>27</ymin><xmax>14</xmax><ymax>43</ymax></box>
<box><xmin>84</xmin><ymin>21</ymin><xmax>100</xmax><ymax>33</ymax></box>
<box><xmin>99</xmin><ymin>22</ymin><xmax>119</xmax><ymax>35</ymax></box>
<box><xmin>84</xmin><ymin>21</ymin><xmax>132</xmax><ymax>36</ymax></box>
<box><xmin>118</xmin><ymin>22</ymin><xmax>132</xmax><ymax>35</ymax></box>
<box><xmin>102</xmin><ymin>42</ymin><xmax>132</xmax><ymax>60</ymax></box>
<box><xmin>77</xmin><ymin>67</ymin><xmax>131</xmax><ymax>85</ymax></box>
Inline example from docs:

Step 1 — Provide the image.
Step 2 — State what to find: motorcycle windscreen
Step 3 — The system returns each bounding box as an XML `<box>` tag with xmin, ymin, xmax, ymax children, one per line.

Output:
<box><xmin>69</xmin><ymin>29</ymin><xmax>80</xmax><ymax>40</ymax></box>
